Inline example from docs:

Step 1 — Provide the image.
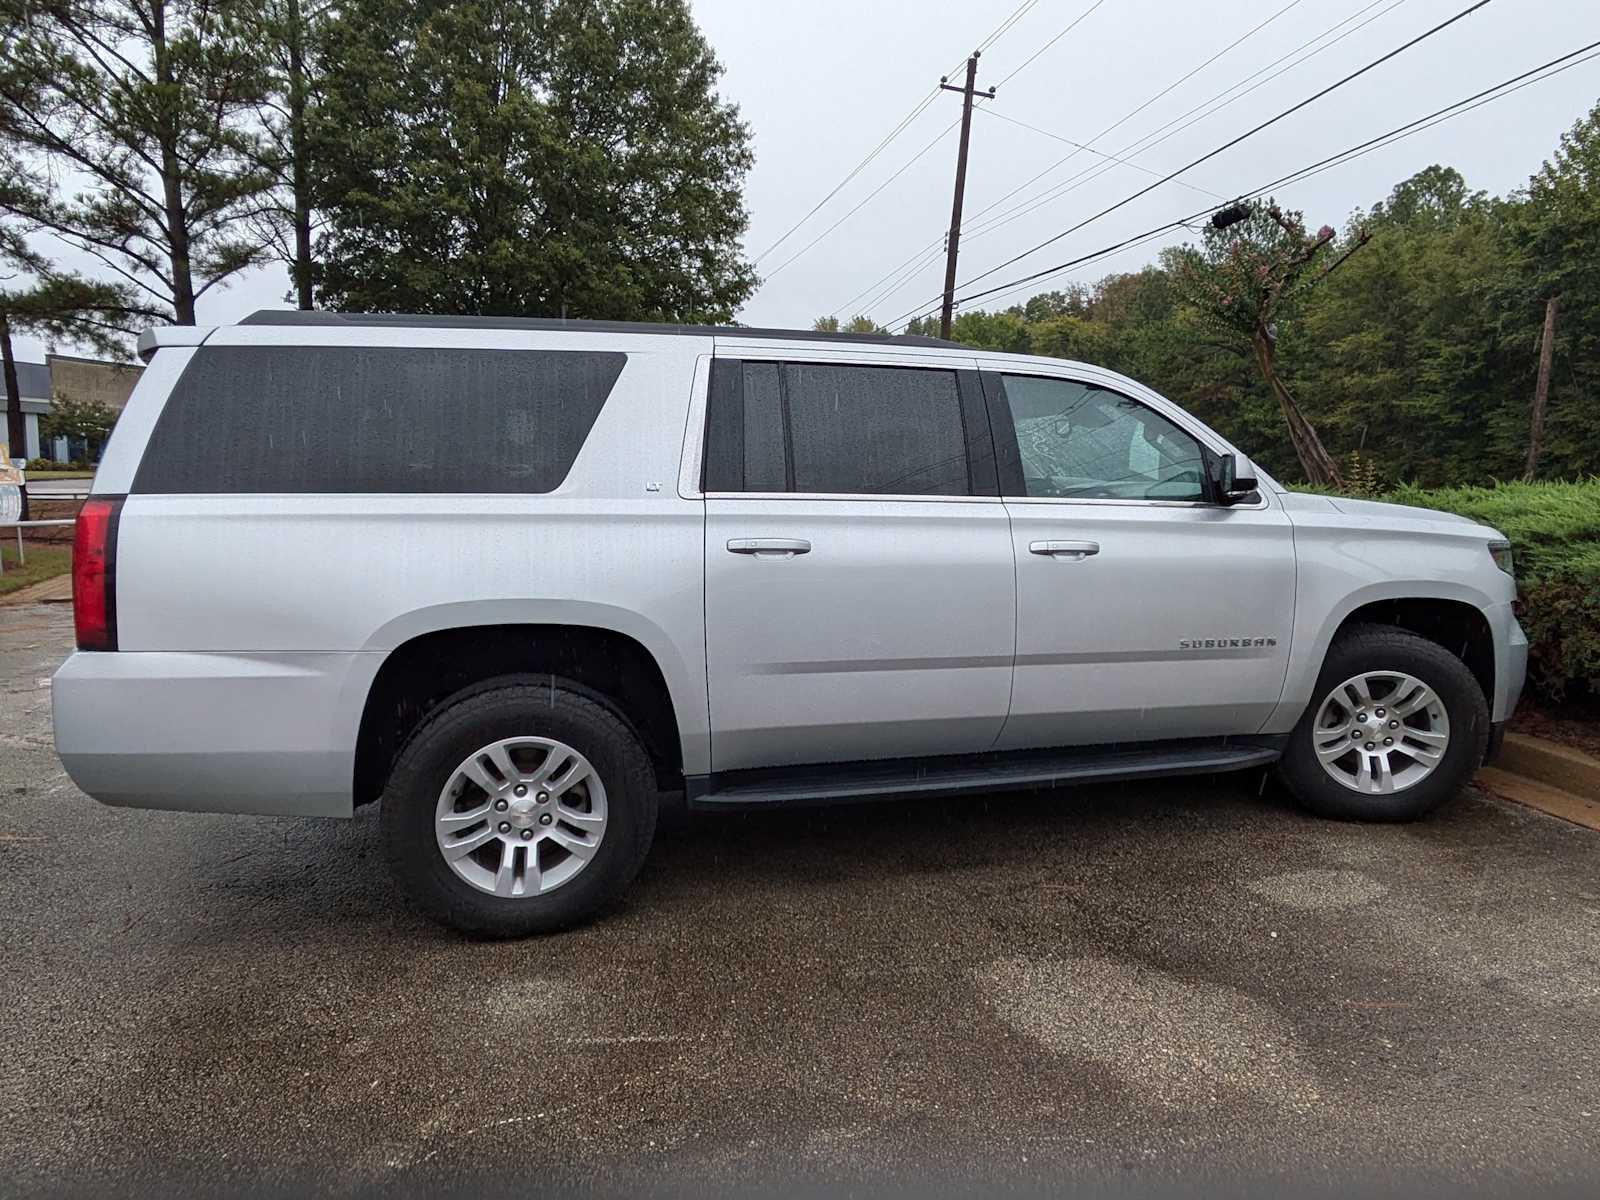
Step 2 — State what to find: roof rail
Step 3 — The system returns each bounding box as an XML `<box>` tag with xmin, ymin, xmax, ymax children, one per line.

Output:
<box><xmin>239</xmin><ymin>309</ymin><xmax>958</xmax><ymax>349</ymax></box>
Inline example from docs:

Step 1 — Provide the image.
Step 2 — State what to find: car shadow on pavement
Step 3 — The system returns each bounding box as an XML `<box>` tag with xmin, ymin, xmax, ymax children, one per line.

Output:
<box><xmin>172</xmin><ymin>770</ymin><xmax>1314</xmax><ymax>944</ymax></box>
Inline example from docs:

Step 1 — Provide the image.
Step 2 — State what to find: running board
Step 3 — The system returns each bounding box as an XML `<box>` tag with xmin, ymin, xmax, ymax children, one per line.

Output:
<box><xmin>686</xmin><ymin>742</ymin><xmax>1281</xmax><ymax>811</ymax></box>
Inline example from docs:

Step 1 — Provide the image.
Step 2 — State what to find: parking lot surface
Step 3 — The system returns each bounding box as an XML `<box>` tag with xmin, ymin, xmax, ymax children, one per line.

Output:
<box><xmin>3</xmin><ymin>601</ymin><xmax>1599</xmax><ymax>1197</ymax></box>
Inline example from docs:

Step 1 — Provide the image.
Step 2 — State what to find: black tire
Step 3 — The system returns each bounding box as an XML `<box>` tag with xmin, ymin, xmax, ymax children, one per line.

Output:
<box><xmin>1276</xmin><ymin>624</ymin><xmax>1489</xmax><ymax>822</ymax></box>
<box><xmin>380</xmin><ymin>676</ymin><xmax>658</xmax><ymax>937</ymax></box>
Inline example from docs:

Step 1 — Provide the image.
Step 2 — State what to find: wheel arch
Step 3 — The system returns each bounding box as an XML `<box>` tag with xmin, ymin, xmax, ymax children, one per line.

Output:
<box><xmin>1330</xmin><ymin>598</ymin><xmax>1494</xmax><ymax>711</ymax></box>
<box><xmin>352</xmin><ymin>617</ymin><xmax>692</xmax><ymax>808</ymax></box>
<box><xmin>1267</xmin><ymin>581</ymin><xmax>1500</xmax><ymax>733</ymax></box>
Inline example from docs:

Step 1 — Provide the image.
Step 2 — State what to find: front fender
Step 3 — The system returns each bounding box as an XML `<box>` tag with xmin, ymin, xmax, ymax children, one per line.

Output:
<box><xmin>1265</xmin><ymin>509</ymin><xmax>1515</xmax><ymax>732</ymax></box>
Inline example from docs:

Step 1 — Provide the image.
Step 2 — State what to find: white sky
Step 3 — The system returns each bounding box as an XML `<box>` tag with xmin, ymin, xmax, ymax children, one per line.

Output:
<box><xmin>13</xmin><ymin>0</ymin><xmax>1600</xmax><ymax>363</ymax></box>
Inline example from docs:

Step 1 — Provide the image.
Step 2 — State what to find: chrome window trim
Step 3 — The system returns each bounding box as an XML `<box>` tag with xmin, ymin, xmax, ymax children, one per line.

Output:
<box><xmin>1000</xmin><ymin>492</ymin><xmax>1272</xmax><ymax>512</ymax></box>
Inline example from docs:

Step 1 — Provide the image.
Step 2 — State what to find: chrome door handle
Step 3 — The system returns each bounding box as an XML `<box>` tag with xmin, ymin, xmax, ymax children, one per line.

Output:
<box><xmin>1029</xmin><ymin>540</ymin><xmax>1099</xmax><ymax>559</ymax></box>
<box><xmin>727</xmin><ymin>538</ymin><xmax>811</xmax><ymax>557</ymax></box>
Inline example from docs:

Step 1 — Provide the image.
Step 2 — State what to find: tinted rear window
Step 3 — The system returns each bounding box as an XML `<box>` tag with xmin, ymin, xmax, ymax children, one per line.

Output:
<box><xmin>132</xmin><ymin>346</ymin><xmax>627</xmax><ymax>494</ymax></box>
<box><xmin>784</xmin><ymin>363</ymin><xmax>969</xmax><ymax>495</ymax></box>
<box><xmin>702</xmin><ymin>360</ymin><xmax>971</xmax><ymax>496</ymax></box>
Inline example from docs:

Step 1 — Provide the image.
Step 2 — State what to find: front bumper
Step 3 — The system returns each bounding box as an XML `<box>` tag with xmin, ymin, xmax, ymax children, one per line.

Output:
<box><xmin>1488</xmin><ymin>601</ymin><xmax>1528</xmax><ymax>723</ymax></box>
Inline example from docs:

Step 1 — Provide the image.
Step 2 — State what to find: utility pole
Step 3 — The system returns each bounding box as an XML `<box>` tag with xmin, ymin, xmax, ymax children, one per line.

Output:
<box><xmin>1524</xmin><ymin>294</ymin><xmax>1560</xmax><ymax>480</ymax></box>
<box><xmin>938</xmin><ymin>53</ymin><xmax>994</xmax><ymax>340</ymax></box>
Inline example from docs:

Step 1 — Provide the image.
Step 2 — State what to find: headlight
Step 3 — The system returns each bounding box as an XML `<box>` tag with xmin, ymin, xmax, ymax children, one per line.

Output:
<box><xmin>1488</xmin><ymin>540</ymin><xmax>1514</xmax><ymax>576</ymax></box>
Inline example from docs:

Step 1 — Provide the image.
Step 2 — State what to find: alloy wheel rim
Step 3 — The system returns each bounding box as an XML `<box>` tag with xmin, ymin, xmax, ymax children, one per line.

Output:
<box><xmin>434</xmin><ymin>736</ymin><xmax>608</xmax><ymax>897</ymax></box>
<box><xmin>1312</xmin><ymin>670</ymin><xmax>1450</xmax><ymax>795</ymax></box>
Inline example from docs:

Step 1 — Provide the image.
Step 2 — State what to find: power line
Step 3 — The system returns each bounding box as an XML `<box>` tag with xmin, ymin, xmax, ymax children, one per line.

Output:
<box><xmin>750</xmin><ymin>90</ymin><xmax>940</xmax><ymax>264</ymax></box>
<box><xmin>963</xmin><ymin>0</ymin><xmax>1335</xmax><ymax>236</ymax></box>
<box><xmin>960</xmin><ymin>0</ymin><xmax>1409</xmax><ymax>246</ymax></box>
<box><xmin>834</xmin><ymin>239</ymin><xmax>946</xmax><ymax>319</ymax></box>
<box><xmin>761</xmin><ymin>118</ymin><xmax>961</xmax><ymax>282</ymax></box>
<box><xmin>976</xmin><ymin>0</ymin><xmax>1044</xmax><ymax>55</ymax></box>
<box><xmin>749</xmin><ymin>0</ymin><xmax>1059</xmax><ymax>266</ymax></box>
<box><xmin>964</xmin><ymin>48</ymin><xmax>1600</xmax><ymax>316</ymax></box>
<box><xmin>992</xmin><ymin>0</ymin><xmax>1113</xmax><ymax>90</ymax></box>
<box><xmin>911</xmin><ymin>0</ymin><xmax>1496</xmax><ymax>314</ymax></box>
<box><xmin>886</xmin><ymin>38</ymin><xmax>1600</xmax><ymax>329</ymax></box>
<box><xmin>975</xmin><ymin>108</ymin><xmax>1229</xmax><ymax>200</ymax></box>
<box><xmin>831</xmin><ymin>0</ymin><xmax>1322</xmax><ymax>319</ymax></box>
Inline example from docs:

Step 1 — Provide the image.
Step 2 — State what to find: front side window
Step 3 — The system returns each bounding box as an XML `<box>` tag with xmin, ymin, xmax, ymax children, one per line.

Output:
<box><xmin>999</xmin><ymin>375</ymin><xmax>1206</xmax><ymax>502</ymax></box>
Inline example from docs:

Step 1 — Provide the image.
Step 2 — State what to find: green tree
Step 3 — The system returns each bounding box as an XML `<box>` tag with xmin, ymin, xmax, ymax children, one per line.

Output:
<box><xmin>1504</xmin><ymin>101</ymin><xmax>1600</xmax><ymax>480</ymax></box>
<box><xmin>310</xmin><ymin>0</ymin><xmax>757</xmax><ymax>320</ymax></box>
<box><xmin>813</xmin><ymin>315</ymin><xmax>883</xmax><ymax>334</ymax></box>
<box><xmin>0</xmin><ymin>0</ymin><xmax>276</xmax><ymax>324</ymax></box>
<box><xmin>42</xmin><ymin>394</ymin><xmax>119</xmax><ymax>460</ymax></box>
<box><xmin>0</xmin><ymin>203</ymin><xmax>151</xmax><ymax>466</ymax></box>
<box><xmin>249</xmin><ymin>0</ymin><xmax>333</xmax><ymax>310</ymax></box>
<box><xmin>1168</xmin><ymin>203</ymin><xmax>1368</xmax><ymax>489</ymax></box>
<box><xmin>1296</xmin><ymin>168</ymin><xmax>1509</xmax><ymax>486</ymax></box>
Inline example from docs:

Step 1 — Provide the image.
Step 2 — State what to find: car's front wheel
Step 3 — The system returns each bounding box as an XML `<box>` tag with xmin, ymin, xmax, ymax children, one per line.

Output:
<box><xmin>380</xmin><ymin>677</ymin><xmax>658</xmax><ymax>936</ymax></box>
<box><xmin>1277</xmin><ymin>624</ymin><xmax>1489</xmax><ymax>821</ymax></box>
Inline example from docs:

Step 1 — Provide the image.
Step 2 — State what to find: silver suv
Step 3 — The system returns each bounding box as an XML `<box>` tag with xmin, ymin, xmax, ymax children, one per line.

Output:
<box><xmin>53</xmin><ymin>313</ymin><xmax>1527</xmax><ymax>935</ymax></box>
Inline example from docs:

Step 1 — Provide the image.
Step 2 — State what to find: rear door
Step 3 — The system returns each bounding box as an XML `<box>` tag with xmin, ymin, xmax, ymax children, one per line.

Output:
<box><xmin>699</xmin><ymin>351</ymin><xmax>1016</xmax><ymax>772</ymax></box>
<box><xmin>981</xmin><ymin>364</ymin><xmax>1296</xmax><ymax>749</ymax></box>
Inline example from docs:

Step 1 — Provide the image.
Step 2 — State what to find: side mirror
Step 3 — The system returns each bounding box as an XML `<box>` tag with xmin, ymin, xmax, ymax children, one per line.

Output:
<box><xmin>1210</xmin><ymin>452</ymin><xmax>1259</xmax><ymax>506</ymax></box>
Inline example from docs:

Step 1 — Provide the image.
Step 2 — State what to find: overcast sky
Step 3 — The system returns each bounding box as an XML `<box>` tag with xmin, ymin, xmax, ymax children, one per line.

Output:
<box><xmin>12</xmin><ymin>0</ymin><xmax>1600</xmax><ymax>363</ymax></box>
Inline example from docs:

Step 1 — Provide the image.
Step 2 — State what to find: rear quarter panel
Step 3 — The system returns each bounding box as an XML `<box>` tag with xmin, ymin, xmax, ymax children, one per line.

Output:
<box><xmin>110</xmin><ymin>331</ymin><xmax>712</xmax><ymax>775</ymax></box>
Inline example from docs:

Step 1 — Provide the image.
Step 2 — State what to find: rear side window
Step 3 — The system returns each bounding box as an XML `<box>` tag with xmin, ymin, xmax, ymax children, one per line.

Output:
<box><xmin>703</xmin><ymin>360</ymin><xmax>974</xmax><ymax>496</ymax></box>
<box><xmin>132</xmin><ymin>346</ymin><xmax>627</xmax><ymax>494</ymax></box>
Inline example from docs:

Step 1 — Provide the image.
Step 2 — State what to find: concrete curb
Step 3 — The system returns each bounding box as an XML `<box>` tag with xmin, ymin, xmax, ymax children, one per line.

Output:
<box><xmin>1496</xmin><ymin>731</ymin><xmax>1600</xmax><ymax>802</ymax></box>
<box><xmin>1476</xmin><ymin>731</ymin><xmax>1600</xmax><ymax>832</ymax></box>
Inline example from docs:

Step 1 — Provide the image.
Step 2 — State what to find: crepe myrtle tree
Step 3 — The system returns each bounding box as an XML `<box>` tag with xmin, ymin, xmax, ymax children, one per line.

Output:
<box><xmin>1168</xmin><ymin>202</ymin><xmax>1370</xmax><ymax>489</ymax></box>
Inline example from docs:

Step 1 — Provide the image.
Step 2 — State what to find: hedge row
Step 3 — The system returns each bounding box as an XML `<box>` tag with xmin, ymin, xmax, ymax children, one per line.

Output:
<box><xmin>1380</xmin><ymin>479</ymin><xmax>1600</xmax><ymax>704</ymax></box>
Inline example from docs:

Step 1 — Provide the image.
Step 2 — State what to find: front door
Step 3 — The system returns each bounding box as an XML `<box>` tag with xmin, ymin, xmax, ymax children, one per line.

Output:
<box><xmin>701</xmin><ymin>356</ymin><xmax>1016</xmax><ymax>772</ymax></box>
<box><xmin>982</xmin><ymin>367</ymin><xmax>1296</xmax><ymax>750</ymax></box>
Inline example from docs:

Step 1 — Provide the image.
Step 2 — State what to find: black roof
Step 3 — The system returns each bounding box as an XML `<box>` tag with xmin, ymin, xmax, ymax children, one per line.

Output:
<box><xmin>240</xmin><ymin>309</ymin><xmax>956</xmax><ymax>349</ymax></box>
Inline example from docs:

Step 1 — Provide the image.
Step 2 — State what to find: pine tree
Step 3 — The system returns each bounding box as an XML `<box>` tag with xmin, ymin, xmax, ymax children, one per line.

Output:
<box><xmin>309</xmin><ymin>0</ymin><xmax>757</xmax><ymax>321</ymax></box>
<box><xmin>0</xmin><ymin>0</ymin><xmax>277</xmax><ymax>324</ymax></box>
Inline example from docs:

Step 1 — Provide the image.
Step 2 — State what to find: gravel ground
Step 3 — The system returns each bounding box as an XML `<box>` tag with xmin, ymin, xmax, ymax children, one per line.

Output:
<box><xmin>3</xmin><ymin>601</ymin><xmax>1599</xmax><ymax>1198</ymax></box>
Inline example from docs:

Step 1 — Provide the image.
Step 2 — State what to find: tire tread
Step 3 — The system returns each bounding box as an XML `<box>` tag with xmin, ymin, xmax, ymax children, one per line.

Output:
<box><xmin>379</xmin><ymin>677</ymin><xmax>658</xmax><ymax>936</ymax></box>
<box><xmin>1277</xmin><ymin>623</ymin><xmax>1489</xmax><ymax>822</ymax></box>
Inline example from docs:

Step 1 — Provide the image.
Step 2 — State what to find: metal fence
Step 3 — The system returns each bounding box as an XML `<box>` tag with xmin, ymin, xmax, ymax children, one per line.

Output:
<box><xmin>0</xmin><ymin>519</ymin><xmax>75</xmax><ymax>575</ymax></box>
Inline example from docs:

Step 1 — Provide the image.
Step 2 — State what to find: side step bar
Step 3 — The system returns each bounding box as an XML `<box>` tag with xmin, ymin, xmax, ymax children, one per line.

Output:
<box><xmin>686</xmin><ymin>742</ymin><xmax>1282</xmax><ymax>811</ymax></box>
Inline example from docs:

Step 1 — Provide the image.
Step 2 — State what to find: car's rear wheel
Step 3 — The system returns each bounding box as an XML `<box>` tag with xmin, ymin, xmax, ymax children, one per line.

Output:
<box><xmin>1277</xmin><ymin>624</ymin><xmax>1488</xmax><ymax>822</ymax></box>
<box><xmin>380</xmin><ymin>677</ymin><xmax>658</xmax><ymax>936</ymax></box>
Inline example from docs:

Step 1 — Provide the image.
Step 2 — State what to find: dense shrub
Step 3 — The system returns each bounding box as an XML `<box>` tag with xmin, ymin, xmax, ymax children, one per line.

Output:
<box><xmin>1377</xmin><ymin>479</ymin><xmax>1600</xmax><ymax>703</ymax></box>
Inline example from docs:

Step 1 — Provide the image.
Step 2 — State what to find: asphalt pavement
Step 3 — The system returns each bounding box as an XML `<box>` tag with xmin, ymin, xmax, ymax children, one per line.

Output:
<box><xmin>3</xmin><ymin>601</ymin><xmax>1599</xmax><ymax>1198</ymax></box>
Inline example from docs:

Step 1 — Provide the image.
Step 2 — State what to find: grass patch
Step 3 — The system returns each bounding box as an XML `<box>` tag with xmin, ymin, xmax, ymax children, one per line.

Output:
<box><xmin>23</xmin><ymin>470</ymin><xmax>94</xmax><ymax>479</ymax></box>
<box><xmin>0</xmin><ymin>544</ymin><xmax>71</xmax><ymax>597</ymax></box>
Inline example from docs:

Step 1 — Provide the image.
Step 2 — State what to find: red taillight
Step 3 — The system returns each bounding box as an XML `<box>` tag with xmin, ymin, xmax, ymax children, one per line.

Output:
<box><xmin>72</xmin><ymin>497</ymin><xmax>123</xmax><ymax>652</ymax></box>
